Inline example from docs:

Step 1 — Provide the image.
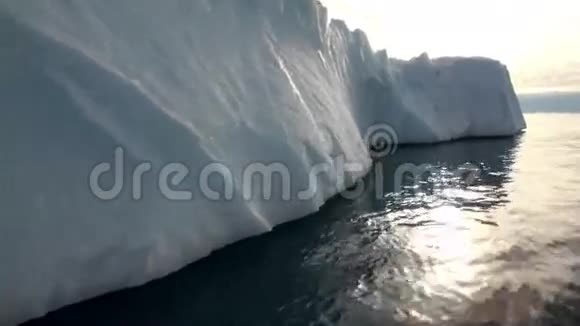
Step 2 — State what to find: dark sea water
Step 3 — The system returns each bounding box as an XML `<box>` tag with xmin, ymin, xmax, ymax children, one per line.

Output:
<box><xmin>26</xmin><ymin>113</ymin><xmax>580</xmax><ymax>326</ymax></box>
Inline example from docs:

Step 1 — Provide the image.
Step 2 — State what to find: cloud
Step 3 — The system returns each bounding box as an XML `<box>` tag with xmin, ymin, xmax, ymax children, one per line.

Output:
<box><xmin>514</xmin><ymin>61</ymin><xmax>580</xmax><ymax>92</ymax></box>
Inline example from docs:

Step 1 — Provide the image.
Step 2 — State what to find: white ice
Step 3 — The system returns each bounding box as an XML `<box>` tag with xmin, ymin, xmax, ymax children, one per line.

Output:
<box><xmin>0</xmin><ymin>0</ymin><xmax>525</xmax><ymax>324</ymax></box>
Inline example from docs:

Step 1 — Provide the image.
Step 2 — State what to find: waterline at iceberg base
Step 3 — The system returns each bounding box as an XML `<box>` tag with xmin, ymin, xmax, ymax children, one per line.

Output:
<box><xmin>0</xmin><ymin>0</ymin><xmax>525</xmax><ymax>324</ymax></box>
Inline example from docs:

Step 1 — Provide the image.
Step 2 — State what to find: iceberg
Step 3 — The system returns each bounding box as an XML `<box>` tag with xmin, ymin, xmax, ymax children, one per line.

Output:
<box><xmin>0</xmin><ymin>0</ymin><xmax>525</xmax><ymax>324</ymax></box>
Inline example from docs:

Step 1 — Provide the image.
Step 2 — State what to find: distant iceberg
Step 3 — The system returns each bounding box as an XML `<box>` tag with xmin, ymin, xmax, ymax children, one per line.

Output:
<box><xmin>0</xmin><ymin>0</ymin><xmax>525</xmax><ymax>324</ymax></box>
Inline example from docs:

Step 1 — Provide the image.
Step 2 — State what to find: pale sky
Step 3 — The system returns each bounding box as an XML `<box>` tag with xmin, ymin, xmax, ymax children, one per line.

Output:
<box><xmin>321</xmin><ymin>0</ymin><xmax>580</xmax><ymax>93</ymax></box>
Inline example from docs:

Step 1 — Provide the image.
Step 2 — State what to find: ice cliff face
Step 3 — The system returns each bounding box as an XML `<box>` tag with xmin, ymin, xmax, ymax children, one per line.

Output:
<box><xmin>0</xmin><ymin>0</ymin><xmax>525</xmax><ymax>324</ymax></box>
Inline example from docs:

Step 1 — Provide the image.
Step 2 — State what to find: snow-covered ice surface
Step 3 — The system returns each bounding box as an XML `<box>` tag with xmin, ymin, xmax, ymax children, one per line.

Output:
<box><xmin>0</xmin><ymin>0</ymin><xmax>525</xmax><ymax>324</ymax></box>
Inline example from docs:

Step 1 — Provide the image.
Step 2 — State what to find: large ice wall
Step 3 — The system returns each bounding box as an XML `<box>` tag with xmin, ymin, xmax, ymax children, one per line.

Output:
<box><xmin>0</xmin><ymin>0</ymin><xmax>525</xmax><ymax>324</ymax></box>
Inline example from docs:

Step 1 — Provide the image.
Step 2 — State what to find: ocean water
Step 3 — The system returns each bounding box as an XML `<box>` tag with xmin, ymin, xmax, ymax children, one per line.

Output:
<box><xmin>25</xmin><ymin>113</ymin><xmax>580</xmax><ymax>326</ymax></box>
